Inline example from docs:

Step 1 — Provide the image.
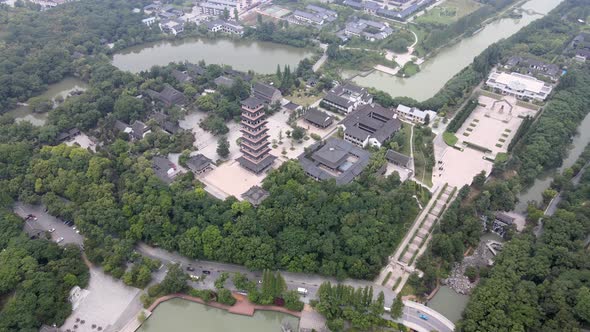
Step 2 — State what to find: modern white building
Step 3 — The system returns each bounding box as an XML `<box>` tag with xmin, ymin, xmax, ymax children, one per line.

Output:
<box><xmin>394</xmin><ymin>104</ymin><xmax>436</xmax><ymax>124</ymax></box>
<box><xmin>206</xmin><ymin>19</ymin><xmax>244</xmax><ymax>36</ymax></box>
<box><xmin>200</xmin><ymin>0</ymin><xmax>246</xmax><ymax>16</ymax></box>
<box><xmin>485</xmin><ymin>71</ymin><xmax>553</xmax><ymax>101</ymax></box>
<box><xmin>142</xmin><ymin>17</ymin><xmax>158</xmax><ymax>26</ymax></box>
<box><xmin>321</xmin><ymin>83</ymin><xmax>373</xmax><ymax>114</ymax></box>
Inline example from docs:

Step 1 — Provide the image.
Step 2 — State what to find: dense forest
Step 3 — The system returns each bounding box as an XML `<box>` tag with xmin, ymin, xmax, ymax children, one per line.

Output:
<box><xmin>0</xmin><ymin>211</ymin><xmax>89</xmax><ymax>331</ymax></box>
<box><xmin>459</xmin><ymin>163</ymin><xmax>590</xmax><ymax>330</ymax></box>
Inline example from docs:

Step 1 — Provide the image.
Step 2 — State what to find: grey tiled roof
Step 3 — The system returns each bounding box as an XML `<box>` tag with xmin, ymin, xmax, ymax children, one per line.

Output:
<box><xmin>214</xmin><ymin>76</ymin><xmax>235</xmax><ymax>88</ymax></box>
<box><xmin>241</xmin><ymin>185</ymin><xmax>269</xmax><ymax>206</ymax></box>
<box><xmin>237</xmin><ymin>154</ymin><xmax>276</xmax><ymax>174</ymax></box>
<box><xmin>187</xmin><ymin>154</ymin><xmax>212</xmax><ymax>172</ymax></box>
<box><xmin>340</xmin><ymin>104</ymin><xmax>401</xmax><ymax>143</ymax></box>
<box><xmin>304</xmin><ymin>108</ymin><xmax>333</xmax><ymax>127</ymax></box>
<box><xmin>240</xmin><ymin>96</ymin><xmax>265</xmax><ymax>109</ymax></box>
<box><xmin>385</xmin><ymin>149</ymin><xmax>410</xmax><ymax>167</ymax></box>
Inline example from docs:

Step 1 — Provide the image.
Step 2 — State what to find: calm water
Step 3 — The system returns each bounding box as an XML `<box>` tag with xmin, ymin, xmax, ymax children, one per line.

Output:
<box><xmin>138</xmin><ymin>299</ymin><xmax>299</xmax><ymax>332</ymax></box>
<box><xmin>5</xmin><ymin>77</ymin><xmax>88</xmax><ymax>126</ymax></box>
<box><xmin>515</xmin><ymin>112</ymin><xmax>590</xmax><ymax>212</ymax></box>
<box><xmin>351</xmin><ymin>0</ymin><xmax>564</xmax><ymax>101</ymax></box>
<box><xmin>427</xmin><ymin>286</ymin><xmax>469</xmax><ymax>323</ymax></box>
<box><xmin>112</xmin><ymin>38</ymin><xmax>314</xmax><ymax>74</ymax></box>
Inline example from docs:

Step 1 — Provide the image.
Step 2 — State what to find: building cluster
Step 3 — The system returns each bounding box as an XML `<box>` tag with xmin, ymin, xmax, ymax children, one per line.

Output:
<box><xmin>339</xmin><ymin>104</ymin><xmax>401</xmax><ymax>148</ymax></box>
<box><xmin>199</xmin><ymin>0</ymin><xmax>250</xmax><ymax>16</ymax></box>
<box><xmin>290</xmin><ymin>4</ymin><xmax>338</xmax><ymax>26</ymax></box>
<box><xmin>141</xmin><ymin>1</ymin><xmax>244</xmax><ymax>36</ymax></box>
<box><xmin>321</xmin><ymin>83</ymin><xmax>373</xmax><ymax>113</ymax></box>
<box><xmin>571</xmin><ymin>33</ymin><xmax>590</xmax><ymax>62</ymax></box>
<box><xmin>342</xmin><ymin>0</ymin><xmax>435</xmax><ymax>21</ymax></box>
<box><xmin>298</xmin><ymin>138</ymin><xmax>372</xmax><ymax>185</ymax></box>
<box><xmin>485</xmin><ymin>70</ymin><xmax>553</xmax><ymax>102</ymax></box>
<box><xmin>504</xmin><ymin>56</ymin><xmax>560</xmax><ymax>81</ymax></box>
<box><xmin>338</xmin><ymin>18</ymin><xmax>394</xmax><ymax>42</ymax></box>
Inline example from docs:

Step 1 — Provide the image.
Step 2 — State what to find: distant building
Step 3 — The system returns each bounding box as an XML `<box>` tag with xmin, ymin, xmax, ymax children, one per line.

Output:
<box><xmin>114</xmin><ymin>120</ymin><xmax>132</xmax><ymax>135</ymax></box>
<box><xmin>252</xmin><ymin>82</ymin><xmax>282</xmax><ymax>105</ymax></box>
<box><xmin>385</xmin><ymin>149</ymin><xmax>411</xmax><ymax>168</ymax></box>
<box><xmin>491</xmin><ymin>212</ymin><xmax>514</xmax><ymax>237</ymax></box>
<box><xmin>143</xmin><ymin>3</ymin><xmax>161</xmax><ymax>15</ymax></box>
<box><xmin>152</xmin><ymin>156</ymin><xmax>180</xmax><ymax>184</ymax></box>
<box><xmin>298</xmin><ymin>138</ymin><xmax>371</xmax><ymax>185</ymax></box>
<box><xmin>394</xmin><ymin>104</ymin><xmax>436</xmax><ymax>124</ymax></box>
<box><xmin>292</xmin><ymin>5</ymin><xmax>337</xmax><ymax>25</ymax></box>
<box><xmin>159</xmin><ymin>19</ymin><xmax>184</xmax><ymax>35</ymax></box>
<box><xmin>241</xmin><ymin>185</ymin><xmax>270</xmax><ymax>206</ymax></box>
<box><xmin>146</xmin><ymin>84</ymin><xmax>187</xmax><ymax>107</ymax></box>
<box><xmin>340</xmin><ymin>18</ymin><xmax>393</xmax><ymax>42</ymax></box>
<box><xmin>504</xmin><ymin>56</ymin><xmax>560</xmax><ymax>81</ymax></box>
<box><xmin>56</xmin><ymin>128</ymin><xmax>81</xmax><ymax>142</ymax></box>
<box><xmin>214</xmin><ymin>76</ymin><xmax>235</xmax><ymax>88</ymax></box>
<box><xmin>206</xmin><ymin>19</ymin><xmax>245</xmax><ymax>36</ymax></box>
<box><xmin>284</xmin><ymin>101</ymin><xmax>302</xmax><ymax>112</ymax></box>
<box><xmin>200</xmin><ymin>0</ymin><xmax>246</xmax><ymax>16</ymax></box>
<box><xmin>151</xmin><ymin>111</ymin><xmax>181</xmax><ymax>134</ymax></box>
<box><xmin>486</xmin><ymin>70</ymin><xmax>553</xmax><ymax>102</ymax></box>
<box><xmin>304</xmin><ymin>108</ymin><xmax>333</xmax><ymax>129</ymax></box>
<box><xmin>321</xmin><ymin>83</ymin><xmax>372</xmax><ymax>113</ymax></box>
<box><xmin>130</xmin><ymin>120</ymin><xmax>151</xmax><ymax>140</ymax></box>
<box><xmin>237</xmin><ymin>97</ymin><xmax>276</xmax><ymax>174</ymax></box>
<box><xmin>575</xmin><ymin>48</ymin><xmax>590</xmax><ymax>62</ymax></box>
<box><xmin>142</xmin><ymin>16</ymin><xmax>158</xmax><ymax>26</ymax></box>
<box><xmin>186</xmin><ymin>154</ymin><xmax>213</xmax><ymax>175</ymax></box>
<box><xmin>340</xmin><ymin>103</ymin><xmax>401</xmax><ymax>148</ymax></box>
<box><xmin>172</xmin><ymin>69</ymin><xmax>192</xmax><ymax>83</ymax></box>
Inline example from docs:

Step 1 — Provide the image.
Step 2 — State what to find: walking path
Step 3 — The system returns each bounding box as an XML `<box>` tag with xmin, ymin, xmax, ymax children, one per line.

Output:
<box><xmin>312</xmin><ymin>43</ymin><xmax>328</xmax><ymax>73</ymax></box>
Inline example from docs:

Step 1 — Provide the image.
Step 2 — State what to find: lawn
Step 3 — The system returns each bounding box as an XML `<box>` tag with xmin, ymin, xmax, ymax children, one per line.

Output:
<box><xmin>400</xmin><ymin>123</ymin><xmax>412</xmax><ymax>156</ymax></box>
<box><xmin>443</xmin><ymin>131</ymin><xmax>458</xmax><ymax>146</ymax></box>
<box><xmin>413</xmin><ymin>127</ymin><xmax>435</xmax><ymax>187</ymax></box>
<box><xmin>416</xmin><ymin>0</ymin><xmax>482</xmax><ymax>25</ymax></box>
<box><xmin>288</xmin><ymin>89</ymin><xmax>324</xmax><ymax>107</ymax></box>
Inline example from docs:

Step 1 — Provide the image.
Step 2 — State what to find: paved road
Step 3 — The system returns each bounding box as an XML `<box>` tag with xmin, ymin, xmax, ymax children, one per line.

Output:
<box><xmin>13</xmin><ymin>203</ymin><xmax>453</xmax><ymax>332</ymax></box>
<box><xmin>137</xmin><ymin>243</ymin><xmax>454</xmax><ymax>332</ymax></box>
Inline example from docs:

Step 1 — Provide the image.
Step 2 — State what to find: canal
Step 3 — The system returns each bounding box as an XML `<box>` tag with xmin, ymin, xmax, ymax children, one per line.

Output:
<box><xmin>515</xmin><ymin>112</ymin><xmax>590</xmax><ymax>213</ymax></box>
<box><xmin>350</xmin><ymin>0</ymin><xmax>564</xmax><ymax>101</ymax></box>
<box><xmin>5</xmin><ymin>77</ymin><xmax>88</xmax><ymax>126</ymax></box>
<box><xmin>138</xmin><ymin>298</ymin><xmax>299</xmax><ymax>332</ymax></box>
<box><xmin>112</xmin><ymin>38</ymin><xmax>314</xmax><ymax>74</ymax></box>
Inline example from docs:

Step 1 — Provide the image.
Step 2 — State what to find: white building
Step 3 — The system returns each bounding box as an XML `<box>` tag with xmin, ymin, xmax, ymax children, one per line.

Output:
<box><xmin>159</xmin><ymin>19</ymin><xmax>184</xmax><ymax>35</ymax></box>
<box><xmin>394</xmin><ymin>104</ymin><xmax>436</xmax><ymax>124</ymax></box>
<box><xmin>200</xmin><ymin>0</ymin><xmax>246</xmax><ymax>16</ymax></box>
<box><xmin>206</xmin><ymin>19</ymin><xmax>244</xmax><ymax>35</ymax></box>
<box><xmin>142</xmin><ymin>17</ymin><xmax>158</xmax><ymax>26</ymax></box>
<box><xmin>485</xmin><ymin>71</ymin><xmax>553</xmax><ymax>102</ymax></box>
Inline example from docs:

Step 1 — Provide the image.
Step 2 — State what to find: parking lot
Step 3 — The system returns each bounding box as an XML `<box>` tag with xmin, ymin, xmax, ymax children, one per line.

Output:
<box><xmin>14</xmin><ymin>202</ymin><xmax>83</xmax><ymax>246</ymax></box>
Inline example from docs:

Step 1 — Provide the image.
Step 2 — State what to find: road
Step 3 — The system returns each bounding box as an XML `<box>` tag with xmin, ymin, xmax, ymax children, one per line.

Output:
<box><xmin>137</xmin><ymin>243</ymin><xmax>454</xmax><ymax>332</ymax></box>
<box><xmin>312</xmin><ymin>43</ymin><xmax>328</xmax><ymax>72</ymax></box>
<box><xmin>13</xmin><ymin>203</ymin><xmax>454</xmax><ymax>332</ymax></box>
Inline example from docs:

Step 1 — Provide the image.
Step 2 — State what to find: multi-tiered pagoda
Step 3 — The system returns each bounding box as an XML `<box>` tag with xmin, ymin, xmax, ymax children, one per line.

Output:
<box><xmin>237</xmin><ymin>97</ymin><xmax>276</xmax><ymax>173</ymax></box>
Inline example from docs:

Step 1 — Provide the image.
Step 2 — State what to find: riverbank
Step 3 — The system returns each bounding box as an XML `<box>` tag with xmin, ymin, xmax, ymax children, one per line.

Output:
<box><xmin>146</xmin><ymin>292</ymin><xmax>302</xmax><ymax>318</ymax></box>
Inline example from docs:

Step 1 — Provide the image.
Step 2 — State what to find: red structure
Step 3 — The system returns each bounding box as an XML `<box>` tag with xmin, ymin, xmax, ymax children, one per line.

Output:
<box><xmin>237</xmin><ymin>97</ymin><xmax>276</xmax><ymax>173</ymax></box>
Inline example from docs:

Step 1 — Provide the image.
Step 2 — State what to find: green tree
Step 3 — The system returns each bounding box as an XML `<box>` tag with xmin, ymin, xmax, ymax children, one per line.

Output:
<box><xmin>391</xmin><ymin>294</ymin><xmax>403</xmax><ymax>319</ymax></box>
<box><xmin>217</xmin><ymin>136</ymin><xmax>230</xmax><ymax>158</ymax></box>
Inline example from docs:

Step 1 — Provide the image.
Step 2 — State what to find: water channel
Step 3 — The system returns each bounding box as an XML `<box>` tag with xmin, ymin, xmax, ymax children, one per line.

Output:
<box><xmin>515</xmin><ymin>112</ymin><xmax>590</xmax><ymax>213</ymax></box>
<box><xmin>349</xmin><ymin>0</ymin><xmax>564</xmax><ymax>101</ymax></box>
<box><xmin>138</xmin><ymin>298</ymin><xmax>300</xmax><ymax>332</ymax></box>
<box><xmin>112</xmin><ymin>38</ymin><xmax>314</xmax><ymax>74</ymax></box>
<box><xmin>4</xmin><ymin>77</ymin><xmax>88</xmax><ymax>126</ymax></box>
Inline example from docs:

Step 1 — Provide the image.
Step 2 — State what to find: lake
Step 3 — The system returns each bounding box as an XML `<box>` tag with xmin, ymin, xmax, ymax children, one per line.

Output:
<box><xmin>112</xmin><ymin>38</ymin><xmax>314</xmax><ymax>74</ymax></box>
<box><xmin>350</xmin><ymin>0</ymin><xmax>564</xmax><ymax>101</ymax></box>
<box><xmin>4</xmin><ymin>77</ymin><xmax>88</xmax><ymax>126</ymax></box>
<box><xmin>138</xmin><ymin>298</ymin><xmax>300</xmax><ymax>332</ymax></box>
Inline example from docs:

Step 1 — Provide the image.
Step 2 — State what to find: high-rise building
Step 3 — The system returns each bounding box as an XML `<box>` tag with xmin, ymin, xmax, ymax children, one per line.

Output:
<box><xmin>237</xmin><ymin>97</ymin><xmax>276</xmax><ymax>173</ymax></box>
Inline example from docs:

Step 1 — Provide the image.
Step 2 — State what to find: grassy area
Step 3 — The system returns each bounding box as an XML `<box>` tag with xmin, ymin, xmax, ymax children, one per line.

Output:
<box><xmin>416</xmin><ymin>0</ymin><xmax>482</xmax><ymax>25</ymax></box>
<box><xmin>495</xmin><ymin>152</ymin><xmax>508</xmax><ymax>163</ymax></box>
<box><xmin>443</xmin><ymin>131</ymin><xmax>458</xmax><ymax>146</ymax></box>
<box><xmin>382</xmin><ymin>271</ymin><xmax>392</xmax><ymax>286</ymax></box>
<box><xmin>413</xmin><ymin>127</ymin><xmax>435</xmax><ymax>187</ymax></box>
<box><xmin>288</xmin><ymin>89</ymin><xmax>323</xmax><ymax>107</ymax></box>
<box><xmin>478</xmin><ymin>89</ymin><xmax>503</xmax><ymax>100</ymax></box>
<box><xmin>400</xmin><ymin>282</ymin><xmax>416</xmax><ymax>297</ymax></box>
<box><xmin>400</xmin><ymin>123</ymin><xmax>412</xmax><ymax>156</ymax></box>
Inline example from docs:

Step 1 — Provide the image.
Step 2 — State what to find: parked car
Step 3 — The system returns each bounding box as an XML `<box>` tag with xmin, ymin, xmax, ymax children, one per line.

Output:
<box><xmin>56</xmin><ymin>237</ymin><xmax>64</xmax><ymax>243</ymax></box>
<box><xmin>202</xmin><ymin>270</ymin><xmax>211</xmax><ymax>275</ymax></box>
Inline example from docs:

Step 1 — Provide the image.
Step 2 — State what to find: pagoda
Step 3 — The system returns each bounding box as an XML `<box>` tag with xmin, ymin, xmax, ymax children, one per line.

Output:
<box><xmin>237</xmin><ymin>96</ymin><xmax>276</xmax><ymax>173</ymax></box>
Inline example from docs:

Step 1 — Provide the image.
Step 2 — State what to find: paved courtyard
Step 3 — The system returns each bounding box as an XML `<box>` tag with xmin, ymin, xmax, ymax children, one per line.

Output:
<box><xmin>456</xmin><ymin>95</ymin><xmax>538</xmax><ymax>156</ymax></box>
<box><xmin>433</xmin><ymin>146</ymin><xmax>493</xmax><ymax>188</ymax></box>
<box><xmin>61</xmin><ymin>268</ymin><xmax>141</xmax><ymax>332</ymax></box>
<box><xmin>65</xmin><ymin>133</ymin><xmax>97</xmax><ymax>152</ymax></box>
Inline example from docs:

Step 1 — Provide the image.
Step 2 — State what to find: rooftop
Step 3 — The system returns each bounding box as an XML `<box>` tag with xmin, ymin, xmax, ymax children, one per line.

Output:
<box><xmin>488</xmin><ymin>71</ymin><xmax>551</xmax><ymax>94</ymax></box>
<box><xmin>385</xmin><ymin>149</ymin><xmax>411</xmax><ymax>166</ymax></box>
<box><xmin>341</xmin><ymin>103</ymin><xmax>401</xmax><ymax>143</ymax></box>
<box><xmin>241</xmin><ymin>185</ymin><xmax>270</xmax><ymax>206</ymax></box>
<box><xmin>304</xmin><ymin>108</ymin><xmax>333</xmax><ymax>127</ymax></box>
<box><xmin>186</xmin><ymin>154</ymin><xmax>213</xmax><ymax>172</ymax></box>
<box><xmin>298</xmin><ymin>138</ymin><xmax>371</xmax><ymax>185</ymax></box>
